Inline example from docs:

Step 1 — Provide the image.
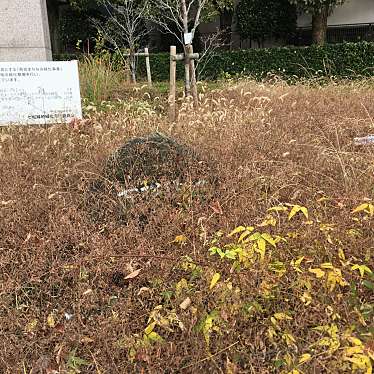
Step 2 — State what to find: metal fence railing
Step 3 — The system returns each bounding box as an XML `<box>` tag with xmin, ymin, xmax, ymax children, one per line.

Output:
<box><xmin>294</xmin><ymin>23</ymin><xmax>374</xmax><ymax>46</ymax></box>
<box><xmin>198</xmin><ymin>23</ymin><xmax>374</xmax><ymax>51</ymax></box>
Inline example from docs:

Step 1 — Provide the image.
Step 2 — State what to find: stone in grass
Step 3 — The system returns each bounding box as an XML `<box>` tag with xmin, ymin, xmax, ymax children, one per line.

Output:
<box><xmin>86</xmin><ymin>132</ymin><xmax>215</xmax><ymax>224</ymax></box>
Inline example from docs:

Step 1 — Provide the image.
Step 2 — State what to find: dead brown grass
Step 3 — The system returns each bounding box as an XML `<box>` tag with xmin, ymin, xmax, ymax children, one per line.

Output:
<box><xmin>0</xmin><ymin>81</ymin><xmax>373</xmax><ymax>373</ymax></box>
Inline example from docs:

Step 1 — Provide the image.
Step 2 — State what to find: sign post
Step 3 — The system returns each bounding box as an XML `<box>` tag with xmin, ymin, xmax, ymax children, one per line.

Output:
<box><xmin>0</xmin><ymin>60</ymin><xmax>82</xmax><ymax>126</ymax></box>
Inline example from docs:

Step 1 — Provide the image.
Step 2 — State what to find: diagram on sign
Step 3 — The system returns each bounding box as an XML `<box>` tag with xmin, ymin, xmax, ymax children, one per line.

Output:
<box><xmin>0</xmin><ymin>61</ymin><xmax>82</xmax><ymax>126</ymax></box>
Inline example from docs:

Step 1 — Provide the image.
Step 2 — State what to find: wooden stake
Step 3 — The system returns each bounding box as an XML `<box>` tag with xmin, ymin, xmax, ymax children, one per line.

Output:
<box><xmin>144</xmin><ymin>48</ymin><xmax>152</xmax><ymax>87</ymax></box>
<box><xmin>184</xmin><ymin>45</ymin><xmax>191</xmax><ymax>97</ymax></box>
<box><xmin>169</xmin><ymin>46</ymin><xmax>177</xmax><ymax>122</ymax></box>
<box><xmin>187</xmin><ymin>44</ymin><xmax>199</xmax><ymax>108</ymax></box>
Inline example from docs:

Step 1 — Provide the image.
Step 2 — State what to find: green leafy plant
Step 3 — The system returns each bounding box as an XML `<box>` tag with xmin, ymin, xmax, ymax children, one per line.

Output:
<box><xmin>66</xmin><ymin>349</ymin><xmax>90</xmax><ymax>373</ymax></box>
<box><xmin>209</xmin><ymin>226</ymin><xmax>280</xmax><ymax>267</ymax></box>
<box><xmin>236</xmin><ymin>0</ymin><xmax>296</xmax><ymax>46</ymax></box>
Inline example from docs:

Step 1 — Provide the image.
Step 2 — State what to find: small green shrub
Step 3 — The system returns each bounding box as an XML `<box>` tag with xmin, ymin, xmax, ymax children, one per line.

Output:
<box><xmin>79</xmin><ymin>55</ymin><xmax>126</xmax><ymax>102</ymax></box>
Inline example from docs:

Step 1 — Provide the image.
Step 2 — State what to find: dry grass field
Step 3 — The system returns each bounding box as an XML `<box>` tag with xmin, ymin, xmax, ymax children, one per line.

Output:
<box><xmin>0</xmin><ymin>80</ymin><xmax>373</xmax><ymax>373</ymax></box>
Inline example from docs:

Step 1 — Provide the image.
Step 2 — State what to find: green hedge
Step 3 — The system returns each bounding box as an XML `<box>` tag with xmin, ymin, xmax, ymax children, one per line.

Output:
<box><xmin>141</xmin><ymin>42</ymin><xmax>374</xmax><ymax>81</ymax></box>
<box><xmin>136</xmin><ymin>53</ymin><xmax>184</xmax><ymax>81</ymax></box>
<box><xmin>208</xmin><ymin>42</ymin><xmax>374</xmax><ymax>80</ymax></box>
<box><xmin>56</xmin><ymin>42</ymin><xmax>374</xmax><ymax>82</ymax></box>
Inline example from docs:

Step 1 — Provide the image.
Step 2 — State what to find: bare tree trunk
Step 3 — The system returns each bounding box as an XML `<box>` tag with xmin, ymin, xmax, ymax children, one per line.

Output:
<box><xmin>181</xmin><ymin>0</ymin><xmax>191</xmax><ymax>96</ymax></box>
<box><xmin>187</xmin><ymin>44</ymin><xmax>198</xmax><ymax>108</ymax></box>
<box><xmin>312</xmin><ymin>5</ymin><xmax>329</xmax><ymax>45</ymax></box>
<box><xmin>184</xmin><ymin>46</ymin><xmax>191</xmax><ymax>96</ymax></box>
<box><xmin>129</xmin><ymin>48</ymin><xmax>136</xmax><ymax>83</ymax></box>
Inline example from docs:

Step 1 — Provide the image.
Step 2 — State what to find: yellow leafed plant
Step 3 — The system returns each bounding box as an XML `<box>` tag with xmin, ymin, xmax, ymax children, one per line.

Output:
<box><xmin>209</xmin><ymin>272</ymin><xmax>221</xmax><ymax>289</ymax></box>
<box><xmin>288</xmin><ymin>205</ymin><xmax>309</xmax><ymax>220</ymax></box>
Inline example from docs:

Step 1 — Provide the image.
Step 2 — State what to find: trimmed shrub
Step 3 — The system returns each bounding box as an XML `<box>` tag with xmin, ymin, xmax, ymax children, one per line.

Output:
<box><xmin>203</xmin><ymin>42</ymin><xmax>374</xmax><ymax>80</ymax></box>
<box><xmin>141</xmin><ymin>42</ymin><xmax>374</xmax><ymax>81</ymax></box>
<box><xmin>57</xmin><ymin>42</ymin><xmax>374</xmax><ymax>82</ymax></box>
<box><xmin>136</xmin><ymin>52</ymin><xmax>175</xmax><ymax>80</ymax></box>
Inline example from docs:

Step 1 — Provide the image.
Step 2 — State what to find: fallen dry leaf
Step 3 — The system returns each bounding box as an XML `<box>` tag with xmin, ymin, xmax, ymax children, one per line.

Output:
<box><xmin>1</xmin><ymin>200</ymin><xmax>15</xmax><ymax>206</ymax></box>
<box><xmin>47</xmin><ymin>312</ymin><xmax>56</xmax><ymax>328</ymax></box>
<box><xmin>137</xmin><ymin>287</ymin><xmax>151</xmax><ymax>296</ymax></box>
<box><xmin>210</xmin><ymin>200</ymin><xmax>223</xmax><ymax>215</ymax></box>
<box><xmin>179</xmin><ymin>297</ymin><xmax>191</xmax><ymax>310</ymax></box>
<box><xmin>80</xmin><ymin>336</ymin><xmax>94</xmax><ymax>344</ymax></box>
<box><xmin>124</xmin><ymin>268</ymin><xmax>141</xmax><ymax>279</ymax></box>
<box><xmin>173</xmin><ymin>235</ymin><xmax>187</xmax><ymax>245</ymax></box>
<box><xmin>0</xmin><ymin>134</ymin><xmax>12</xmax><ymax>142</ymax></box>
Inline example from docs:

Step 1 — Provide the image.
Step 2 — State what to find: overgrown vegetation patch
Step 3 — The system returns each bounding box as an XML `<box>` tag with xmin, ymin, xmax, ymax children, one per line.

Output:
<box><xmin>0</xmin><ymin>81</ymin><xmax>373</xmax><ymax>373</ymax></box>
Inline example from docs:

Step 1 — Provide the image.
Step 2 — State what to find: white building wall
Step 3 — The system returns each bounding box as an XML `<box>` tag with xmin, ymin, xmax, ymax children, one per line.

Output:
<box><xmin>298</xmin><ymin>0</ymin><xmax>374</xmax><ymax>27</ymax></box>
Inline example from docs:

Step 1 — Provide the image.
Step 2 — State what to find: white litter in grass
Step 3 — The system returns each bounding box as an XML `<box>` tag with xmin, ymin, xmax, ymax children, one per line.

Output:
<box><xmin>64</xmin><ymin>312</ymin><xmax>73</xmax><ymax>321</ymax></box>
<box><xmin>117</xmin><ymin>179</ymin><xmax>207</xmax><ymax>198</ymax></box>
<box><xmin>117</xmin><ymin>182</ymin><xmax>161</xmax><ymax>198</ymax></box>
<box><xmin>194</xmin><ymin>179</ymin><xmax>207</xmax><ymax>187</ymax></box>
<box><xmin>353</xmin><ymin>135</ymin><xmax>374</xmax><ymax>145</ymax></box>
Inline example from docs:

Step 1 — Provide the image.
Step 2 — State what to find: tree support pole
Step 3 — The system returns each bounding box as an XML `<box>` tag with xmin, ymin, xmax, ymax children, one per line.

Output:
<box><xmin>169</xmin><ymin>46</ymin><xmax>177</xmax><ymax>122</ymax></box>
<box><xmin>144</xmin><ymin>47</ymin><xmax>152</xmax><ymax>87</ymax></box>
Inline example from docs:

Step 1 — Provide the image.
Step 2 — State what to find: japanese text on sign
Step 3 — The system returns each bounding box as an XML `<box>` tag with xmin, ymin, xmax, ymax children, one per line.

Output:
<box><xmin>0</xmin><ymin>61</ymin><xmax>82</xmax><ymax>126</ymax></box>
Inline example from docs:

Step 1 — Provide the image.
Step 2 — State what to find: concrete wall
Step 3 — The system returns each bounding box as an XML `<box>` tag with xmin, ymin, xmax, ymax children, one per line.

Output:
<box><xmin>0</xmin><ymin>0</ymin><xmax>52</xmax><ymax>61</ymax></box>
<box><xmin>298</xmin><ymin>0</ymin><xmax>374</xmax><ymax>27</ymax></box>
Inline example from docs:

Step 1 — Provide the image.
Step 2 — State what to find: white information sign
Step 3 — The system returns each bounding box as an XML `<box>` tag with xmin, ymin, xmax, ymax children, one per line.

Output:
<box><xmin>184</xmin><ymin>32</ymin><xmax>193</xmax><ymax>45</ymax></box>
<box><xmin>0</xmin><ymin>60</ymin><xmax>82</xmax><ymax>126</ymax></box>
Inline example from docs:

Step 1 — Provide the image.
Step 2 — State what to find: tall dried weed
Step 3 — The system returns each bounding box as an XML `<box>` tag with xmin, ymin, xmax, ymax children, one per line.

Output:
<box><xmin>0</xmin><ymin>81</ymin><xmax>373</xmax><ymax>373</ymax></box>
